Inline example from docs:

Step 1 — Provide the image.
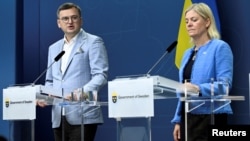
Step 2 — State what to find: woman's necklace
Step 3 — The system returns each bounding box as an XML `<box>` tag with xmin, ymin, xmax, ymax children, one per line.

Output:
<box><xmin>192</xmin><ymin>50</ymin><xmax>198</xmax><ymax>61</ymax></box>
<box><xmin>192</xmin><ymin>39</ymin><xmax>211</xmax><ymax>61</ymax></box>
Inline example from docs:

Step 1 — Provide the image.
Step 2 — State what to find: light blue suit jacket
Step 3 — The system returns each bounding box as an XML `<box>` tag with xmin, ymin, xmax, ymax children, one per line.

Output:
<box><xmin>45</xmin><ymin>29</ymin><xmax>109</xmax><ymax>128</ymax></box>
<box><xmin>171</xmin><ymin>39</ymin><xmax>233</xmax><ymax>124</ymax></box>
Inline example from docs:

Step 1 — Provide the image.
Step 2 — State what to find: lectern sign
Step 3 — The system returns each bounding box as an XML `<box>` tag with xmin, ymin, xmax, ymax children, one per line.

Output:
<box><xmin>3</xmin><ymin>86</ymin><xmax>37</xmax><ymax>120</ymax></box>
<box><xmin>108</xmin><ymin>77</ymin><xmax>154</xmax><ymax>118</ymax></box>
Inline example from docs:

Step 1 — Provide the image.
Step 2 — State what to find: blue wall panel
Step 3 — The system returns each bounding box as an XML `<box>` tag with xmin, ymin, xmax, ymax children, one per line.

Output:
<box><xmin>0</xmin><ymin>0</ymin><xmax>16</xmax><ymax>140</ymax></box>
<box><xmin>217</xmin><ymin>0</ymin><xmax>250</xmax><ymax>125</ymax></box>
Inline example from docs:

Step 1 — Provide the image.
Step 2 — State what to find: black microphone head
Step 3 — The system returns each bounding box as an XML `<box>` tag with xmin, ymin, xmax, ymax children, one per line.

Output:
<box><xmin>166</xmin><ymin>41</ymin><xmax>178</xmax><ymax>53</ymax></box>
<box><xmin>54</xmin><ymin>51</ymin><xmax>65</xmax><ymax>61</ymax></box>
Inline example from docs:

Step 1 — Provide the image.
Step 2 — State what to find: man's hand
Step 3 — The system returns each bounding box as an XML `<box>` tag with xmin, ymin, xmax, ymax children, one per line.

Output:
<box><xmin>36</xmin><ymin>99</ymin><xmax>47</xmax><ymax>107</ymax></box>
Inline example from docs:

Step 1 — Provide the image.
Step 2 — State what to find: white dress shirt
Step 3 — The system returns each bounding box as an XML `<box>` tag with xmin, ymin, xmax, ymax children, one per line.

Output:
<box><xmin>61</xmin><ymin>37</ymin><xmax>76</xmax><ymax>74</ymax></box>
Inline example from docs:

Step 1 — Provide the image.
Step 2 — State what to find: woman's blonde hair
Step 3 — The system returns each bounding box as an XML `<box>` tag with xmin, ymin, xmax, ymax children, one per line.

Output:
<box><xmin>185</xmin><ymin>3</ymin><xmax>220</xmax><ymax>40</ymax></box>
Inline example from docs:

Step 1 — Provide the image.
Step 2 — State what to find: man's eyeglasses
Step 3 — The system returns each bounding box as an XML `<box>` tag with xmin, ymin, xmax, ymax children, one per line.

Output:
<box><xmin>59</xmin><ymin>15</ymin><xmax>80</xmax><ymax>23</ymax></box>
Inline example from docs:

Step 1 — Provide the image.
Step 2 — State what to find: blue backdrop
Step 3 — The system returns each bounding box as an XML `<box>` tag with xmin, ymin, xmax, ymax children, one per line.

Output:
<box><xmin>1</xmin><ymin>0</ymin><xmax>250</xmax><ymax>141</ymax></box>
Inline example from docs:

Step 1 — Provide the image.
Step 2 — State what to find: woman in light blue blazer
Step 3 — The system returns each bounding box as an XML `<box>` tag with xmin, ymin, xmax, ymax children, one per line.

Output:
<box><xmin>40</xmin><ymin>2</ymin><xmax>109</xmax><ymax>141</ymax></box>
<box><xmin>171</xmin><ymin>3</ymin><xmax>233</xmax><ymax>141</ymax></box>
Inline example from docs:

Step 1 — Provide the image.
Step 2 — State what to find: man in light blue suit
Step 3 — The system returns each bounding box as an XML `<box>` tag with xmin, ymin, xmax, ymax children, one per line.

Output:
<box><xmin>38</xmin><ymin>2</ymin><xmax>109</xmax><ymax>141</ymax></box>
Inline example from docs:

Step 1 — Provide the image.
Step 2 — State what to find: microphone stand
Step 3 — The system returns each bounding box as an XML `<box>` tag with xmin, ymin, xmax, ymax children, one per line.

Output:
<box><xmin>32</xmin><ymin>61</ymin><xmax>56</xmax><ymax>86</ymax></box>
<box><xmin>146</xmin><ymin>40</ymin><xmax>177</xmax><ymax>75</ymax></box>
<box><xmin>31</xmin><ymin>50</ymin><xmax>65</xmax><ymax>86</ymax></box>
<box><xmin>146</xmin><ymin>51</ymin><xmax>169</xmax><ymax>75</ymax></box>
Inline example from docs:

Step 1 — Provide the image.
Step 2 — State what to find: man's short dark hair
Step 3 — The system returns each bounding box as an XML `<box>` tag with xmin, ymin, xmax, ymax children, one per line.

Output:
<box><xmin>57</xmin><ymin>2</ymin><xmax>82</xmax><ymax>18</ymax></box>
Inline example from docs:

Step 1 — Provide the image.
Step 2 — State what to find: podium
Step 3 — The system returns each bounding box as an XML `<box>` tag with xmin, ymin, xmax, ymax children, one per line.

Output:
<box><xmin>179</xmin><ymin>79</ymin><xmax>245</xmax><ymax>141</ymax></box>
<box><xmin>58</xmin><ymin>90</ymin><xmax>108</xmax><ymax>141</ymax></box>
<box><xmin>108</xmin><ymin>75</ymin><xmax>246</xmax><ymax>141</ymax></box>
<box><xmin>3</xmin><ymin>84</ymin><xmax>62</xmax><ymax>120</ymax></box>
<box><xmin>3</xmin><ymin>84</ymin><xmax>110</xmax><ymax>141</ymax></box>
<box><xmin>2</xmin><ymin>84</ymin><xmax>62</xmax><ymax>141</ymax></box>
<box><xmin>108</xmin><ymin>75</ymin><xmax>183</xmax><ymax>141</ymax></box>
<box><xmin>180</xmin><ymin>95</ymin><xmax>245</xmax><ymax>141</ymax></box>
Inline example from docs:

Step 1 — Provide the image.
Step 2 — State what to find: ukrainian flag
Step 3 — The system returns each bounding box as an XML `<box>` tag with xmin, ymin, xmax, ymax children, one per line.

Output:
<box><xmin>175</xmin><ymin>0</ymin><xmax>220</xmax><ymax>69</ymax></box>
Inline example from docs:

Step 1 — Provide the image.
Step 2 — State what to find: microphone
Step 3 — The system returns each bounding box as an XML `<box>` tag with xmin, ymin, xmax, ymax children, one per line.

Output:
<box><xmin>166</xmin><ymin>40</ymin><xmax>177</xmax><ymax>53</ymax></box>
<box><xmin>54</xmin><ymin>51</ymin><xmax>65</xmax><ymax>61</ymax></box>
<box><xmin>32</xmin><ymin>50</ymin><xmax>65</xmax><ymax>85</ymax></box>
<box><xmin>146</xmin><ymin>41</ymin><xmax>177</xmax><ymax>75</ymax></box>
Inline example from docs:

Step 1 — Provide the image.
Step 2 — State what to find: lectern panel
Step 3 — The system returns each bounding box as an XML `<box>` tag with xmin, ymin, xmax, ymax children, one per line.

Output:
<box><xmin>3</xmin><ymin>86</ymin><xmax>37</xmax><ymax>120</ymax></box>
<box><xmin>108</xmin><ymin>77</ymin><xmax>154</xmax><ymax>118</ymax></box>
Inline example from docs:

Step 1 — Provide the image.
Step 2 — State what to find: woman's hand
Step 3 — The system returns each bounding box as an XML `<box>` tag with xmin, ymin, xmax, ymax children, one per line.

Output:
<box><xmin>184</xmin><ymin>82</ymin><xmax>200</xmax><ymax>95</ymax></box>
<box><xmin>173</xmin><ymin>124</ymin><xmax>181</xmax><ymax>141</ymax></box>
